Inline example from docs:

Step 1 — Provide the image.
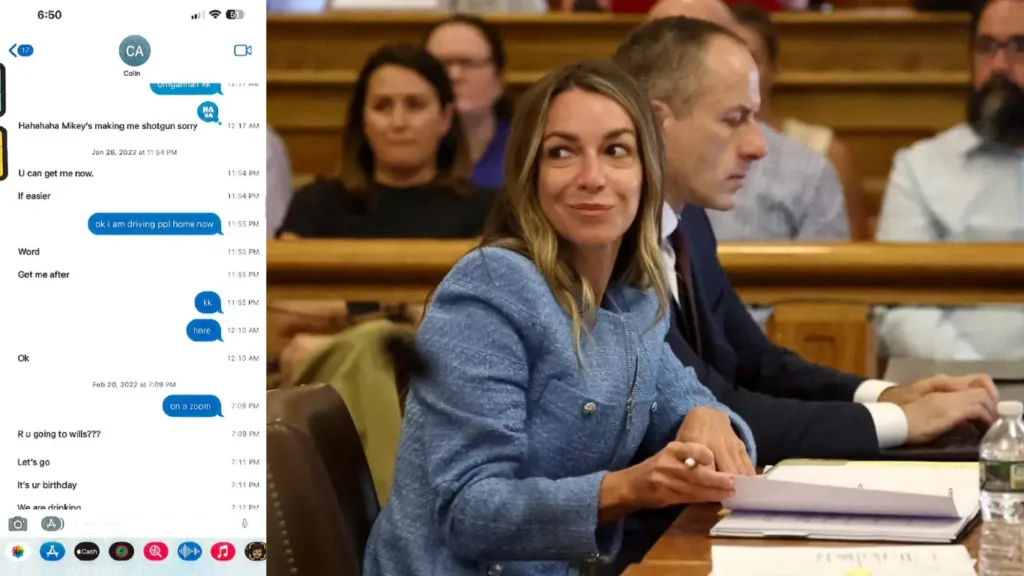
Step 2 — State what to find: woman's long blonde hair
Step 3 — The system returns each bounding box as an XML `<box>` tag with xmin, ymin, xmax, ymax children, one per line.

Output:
<box><xmin>480</xmin><ymin>59</ymin><xmax>670</xmax><ymax>358</ymax></box>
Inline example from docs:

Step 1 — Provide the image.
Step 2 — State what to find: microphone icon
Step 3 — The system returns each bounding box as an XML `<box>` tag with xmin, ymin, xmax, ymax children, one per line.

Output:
<box><xmin>242</xmin><ymin>518</ymin><xmax>248</xmax><ymax>528</ymax></box>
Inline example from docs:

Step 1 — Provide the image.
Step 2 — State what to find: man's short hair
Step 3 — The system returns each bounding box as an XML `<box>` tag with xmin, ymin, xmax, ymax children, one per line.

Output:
<box><xmin>612</xmin><ymin>16</ymin><xmax>744</xmax><ymax>114</ymax></box>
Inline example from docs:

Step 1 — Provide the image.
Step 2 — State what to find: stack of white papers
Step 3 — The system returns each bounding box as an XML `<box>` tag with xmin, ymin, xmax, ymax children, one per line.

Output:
<box><xmin>710</xmin><ymin>545</ymin><xmax>976</xmax><ymax>575</ymax></box>
<box><xmin>711</xmin><ymin>462</ymin><xmax>980</xmax><ymax>543</ymax></box>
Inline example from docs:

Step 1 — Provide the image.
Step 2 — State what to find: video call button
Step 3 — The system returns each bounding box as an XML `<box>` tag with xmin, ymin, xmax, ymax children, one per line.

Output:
<box><xmin>74</xmin><ymin>542</ymin><xmax>99</xmax><ymax>561</ymax></box>
<box><xmin>109</xmin><ymin>541</ymin><xmax>134</xmax><ymax>561</ymax></box>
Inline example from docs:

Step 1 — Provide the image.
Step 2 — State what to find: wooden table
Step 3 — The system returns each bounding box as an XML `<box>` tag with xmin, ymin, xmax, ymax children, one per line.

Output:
<box><xmin>630</xmin><ymin>503</ymin><xmax>982</xmax><ymax>573</ymax></box>
<box><xmin>622</xmin><ymin>561</ymin><xmax>711</xmax><ymax>575</ymax></box>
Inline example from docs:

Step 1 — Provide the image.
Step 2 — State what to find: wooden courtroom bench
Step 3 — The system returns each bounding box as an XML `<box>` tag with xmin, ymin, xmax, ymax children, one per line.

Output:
<box><xmin>269</xmin><ymin>11</ymin><xmax>970</xmax><ymax>229</ymax></box>
<box><xmin>267</xmin><ymin>240</ymin><xmax>1024</xmax><ymax>377</ymax></box>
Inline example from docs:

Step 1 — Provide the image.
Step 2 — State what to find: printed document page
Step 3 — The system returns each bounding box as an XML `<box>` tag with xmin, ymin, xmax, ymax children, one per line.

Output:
<box><xmin>710</xmin><ymin>545</ymin><xmax>976</xmax><ymax>576</ymax></box>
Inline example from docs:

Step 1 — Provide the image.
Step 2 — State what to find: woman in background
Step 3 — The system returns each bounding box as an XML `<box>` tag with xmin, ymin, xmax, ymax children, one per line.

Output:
<box><xmin>426</xmin><ymin>14</ymin><xmax>512</xmax><ymax>191</ymax></box>
<box><xmin>278</xmin><ymin>44</ymin><xmax>494</xmax><ymax>239</ymax></box>
<box><xmin>363</xmin><ymin>59</ymin><xmax>754</xmax><ymax>576</ymax></box>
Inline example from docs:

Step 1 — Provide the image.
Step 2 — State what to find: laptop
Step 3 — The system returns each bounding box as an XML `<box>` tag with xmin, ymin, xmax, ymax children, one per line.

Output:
<box><xmin>878</xmin><ymin>359</ymin><xmax>1024</xmax><ymax>461</ymax></box>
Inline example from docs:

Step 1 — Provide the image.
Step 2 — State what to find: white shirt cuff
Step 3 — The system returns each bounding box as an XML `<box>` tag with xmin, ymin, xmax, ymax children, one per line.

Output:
<box><xmin>862</xmin><ymin>403</ymin><xmax>909</xmax><ymax>449</ymax></box>
<box><xmin>853</xmin><ymin>379</ymin><xmax>896</xmax><ymax>403</ymax></box>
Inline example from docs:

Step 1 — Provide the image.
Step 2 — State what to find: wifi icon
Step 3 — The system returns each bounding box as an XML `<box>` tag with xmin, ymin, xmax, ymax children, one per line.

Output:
<box><xmin>209</xmin><ymin>9</ymin><xmax>222</xmax><ymax>18</ymax></box>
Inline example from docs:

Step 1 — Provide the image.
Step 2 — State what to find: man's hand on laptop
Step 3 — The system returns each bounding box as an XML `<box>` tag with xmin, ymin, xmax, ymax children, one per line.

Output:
<box><xmin>676</xmin><ymin>407</ymin><xmax>756</xmax><ymax>476</ymax></box>
<box><xmin>901</xmin><ymin>387</ymin><xmax>999</xmax><ymax>444</ymax></box>
<box><xmin>877</xmin><ymin>373</ymin><xmax>999</xmax><ymax>406</ymax></box>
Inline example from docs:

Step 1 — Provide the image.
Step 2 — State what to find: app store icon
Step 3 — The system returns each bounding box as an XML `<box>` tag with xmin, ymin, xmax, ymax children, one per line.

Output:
<box><xmin>40</xmin><ymin>542</ymin><xmax>65</xmax><ymax>561</ymax></box>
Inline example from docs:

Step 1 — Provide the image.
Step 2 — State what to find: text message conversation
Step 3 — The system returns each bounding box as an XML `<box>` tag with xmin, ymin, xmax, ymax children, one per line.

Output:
<box><xmin>0</xmin><ymin>2</ymin><xmax>267</xmax><ymax>572</ymax></box>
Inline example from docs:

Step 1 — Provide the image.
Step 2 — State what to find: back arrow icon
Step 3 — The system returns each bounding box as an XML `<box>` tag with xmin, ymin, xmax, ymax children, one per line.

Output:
<box><xmin>8</xmin><ymin>44</ymin><xmax>16</xmax><ymax>57</ymax></box>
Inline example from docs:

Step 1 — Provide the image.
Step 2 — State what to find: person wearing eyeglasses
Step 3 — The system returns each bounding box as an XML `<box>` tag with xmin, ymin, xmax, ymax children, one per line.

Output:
<box><xmin>426</xmin><ymin>15</ymin><xmax>513</xmax><ymax>191</ymax></box>
<box><xmin>876</xmin><ymin>0</ymin><xmax>1024</xmax><ymax>361</ymax></box>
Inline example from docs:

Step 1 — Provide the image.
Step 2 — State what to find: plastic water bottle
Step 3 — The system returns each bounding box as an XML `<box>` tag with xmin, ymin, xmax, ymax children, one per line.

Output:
<box><xmin>979</xmin><ymin>400</ymin><xmax>1024</xmax><ymax>575</ymax></box>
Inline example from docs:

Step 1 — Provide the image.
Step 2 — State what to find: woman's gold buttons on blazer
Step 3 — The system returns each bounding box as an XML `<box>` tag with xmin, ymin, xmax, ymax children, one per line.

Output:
<box><xmin>582</xmin><ymin>401</ymin><xmax>598</xmax><ymax>417</ymax></box>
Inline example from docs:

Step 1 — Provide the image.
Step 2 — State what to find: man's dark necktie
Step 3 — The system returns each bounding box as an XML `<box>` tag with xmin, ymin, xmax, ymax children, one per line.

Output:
<box><xmin>670</xmin><ymin>227</ymin><xmax>702</xmax><ymax>358</ymax></box>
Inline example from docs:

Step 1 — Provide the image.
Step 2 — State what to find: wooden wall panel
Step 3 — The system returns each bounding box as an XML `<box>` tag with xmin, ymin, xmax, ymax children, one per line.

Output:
<box><xmin>268</xmin><ymin>12</ymin><xmax>970</xmax><ymax>75</ymax></box>
<box><xmin>269</xmin><ymin>12</ymin><xmax>972</xmax><ymax>220</ymax></box>
<box><xmin>272</xmin><ymin>70</ymin><xmax>968</xmax><ymax>190</ymax></box>
<box><xmin>267</xmin><ymin>241</ymin><xmax>1024</xmax><ymax>373</ymax></box>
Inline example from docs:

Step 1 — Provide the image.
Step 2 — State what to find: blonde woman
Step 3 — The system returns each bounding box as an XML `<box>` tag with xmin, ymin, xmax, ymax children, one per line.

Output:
<box><xmin>363</xmin><ymin>60</ymin><xmax>755</xmax><ymax>576</ymax></box>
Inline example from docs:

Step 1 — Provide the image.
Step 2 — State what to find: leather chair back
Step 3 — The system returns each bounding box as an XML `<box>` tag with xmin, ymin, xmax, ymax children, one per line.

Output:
<box><xmin>267</xmin><ymin>384</ymin><xmax>380</xmax><ymax>566</ymax></box>
<box><xmin>268</xmin><ymin>420</ymin><xmax>359</xmax><ymax>575</ymax></box>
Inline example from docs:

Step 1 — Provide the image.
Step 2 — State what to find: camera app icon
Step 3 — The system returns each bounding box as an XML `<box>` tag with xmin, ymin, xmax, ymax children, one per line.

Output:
<box><xmin>8</xmin><ymin>516</ymin><xmax>28</xmax><ymax>531</ymax></box>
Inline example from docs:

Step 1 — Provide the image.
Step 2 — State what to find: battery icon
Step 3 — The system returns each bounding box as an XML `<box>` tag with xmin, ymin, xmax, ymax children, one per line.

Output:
<box><xmin>226</xmin><ymin>9</ymin><xmax>245</xmax><ymax>19</ymax></box>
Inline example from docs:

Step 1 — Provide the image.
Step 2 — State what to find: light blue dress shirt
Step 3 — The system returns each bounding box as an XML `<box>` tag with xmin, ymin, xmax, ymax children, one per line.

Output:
<box><xmin>875</xmin><ymin>123</ymin><xmax>1024</xmax><ymax>360</ymax></box>
<box><xmin>707</xmin><ymin>122</ymin><xmax>850</xmax><ymax>242</ymax></box>
<box><xmin>266</xmin><ymin>128</ymin><xmax>292</xmax><ymax>238</ymax></box>
<box><xmin>267</xmin><ymin>0</ymin><xmax>327</xmax><ymax>13</ymax></box>
<box><xmin>708</xmin><ymin>122</ymin><xmax>850</xmax><ymax>331</ymax></box>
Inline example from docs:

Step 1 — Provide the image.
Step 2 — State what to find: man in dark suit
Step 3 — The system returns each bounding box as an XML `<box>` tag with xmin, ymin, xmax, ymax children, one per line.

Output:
<box><xmin>601</xmin><ymin>8</ymin><xmax>1000</xmax><ymax>572</ymax></box>
<box><xmin>613</xmin><ymin>3</ymin><xmax>998</xmax><ymax>471</ymax></box>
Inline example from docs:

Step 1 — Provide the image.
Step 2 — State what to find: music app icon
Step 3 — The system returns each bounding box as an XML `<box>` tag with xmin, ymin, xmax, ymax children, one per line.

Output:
<box><xmin>212</xmin><ymin>541</ymin><xmax>236</xmax><ymax>561</ymax></box>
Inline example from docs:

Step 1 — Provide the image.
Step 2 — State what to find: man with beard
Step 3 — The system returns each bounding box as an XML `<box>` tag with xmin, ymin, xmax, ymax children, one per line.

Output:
<box><xmin>875</xmin><ymin>0</ymin><xmax>1024</xmax><ymax>361</ymax></box>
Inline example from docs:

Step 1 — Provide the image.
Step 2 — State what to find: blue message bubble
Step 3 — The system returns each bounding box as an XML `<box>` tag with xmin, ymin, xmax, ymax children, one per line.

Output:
<box><xmin>88</xmin><ymin>213</ymin><xmax>223</xmax><ymax>235</ymax></box>
<box><xmin>195</xmin><ymin>291</ymin><xmax>223</xmax><ymax>314</ymax></box>
<box><xmin>187</xmin><ymin>319</ymin><xmax>223</xmax><ymax>342</ymax></box>
<box><xmin>163</xmin><ymin>394</ymin><xmax>224</xmax><ymax>418</ymax></box>
<box><xmin>197</xmin><ymin>101</ymin><xmax>220</xmax><ymax>124</ymax></box>
<box><xmin>150</xmin><ymin>83</ymin><xmax>223</xmax><ymax>96</ymax></box>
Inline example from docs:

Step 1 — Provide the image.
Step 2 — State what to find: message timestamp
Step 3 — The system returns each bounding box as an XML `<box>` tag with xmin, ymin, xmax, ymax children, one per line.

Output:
<box><xmin>93</xmin><ymin>149</ymin><xmax>178</xmax><ymax>156</ymax></box>
<box><xmin>92</xmin><ymin>381</ymin><xmax>178</xmax><ymax>388</ymax></box>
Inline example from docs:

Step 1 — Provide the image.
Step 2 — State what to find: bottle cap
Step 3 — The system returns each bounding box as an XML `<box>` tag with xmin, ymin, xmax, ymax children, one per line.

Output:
<box><xmin>997</xmin><ymin>401</ymin><xmax>1024</xmax><ymax>417</ymax></box>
